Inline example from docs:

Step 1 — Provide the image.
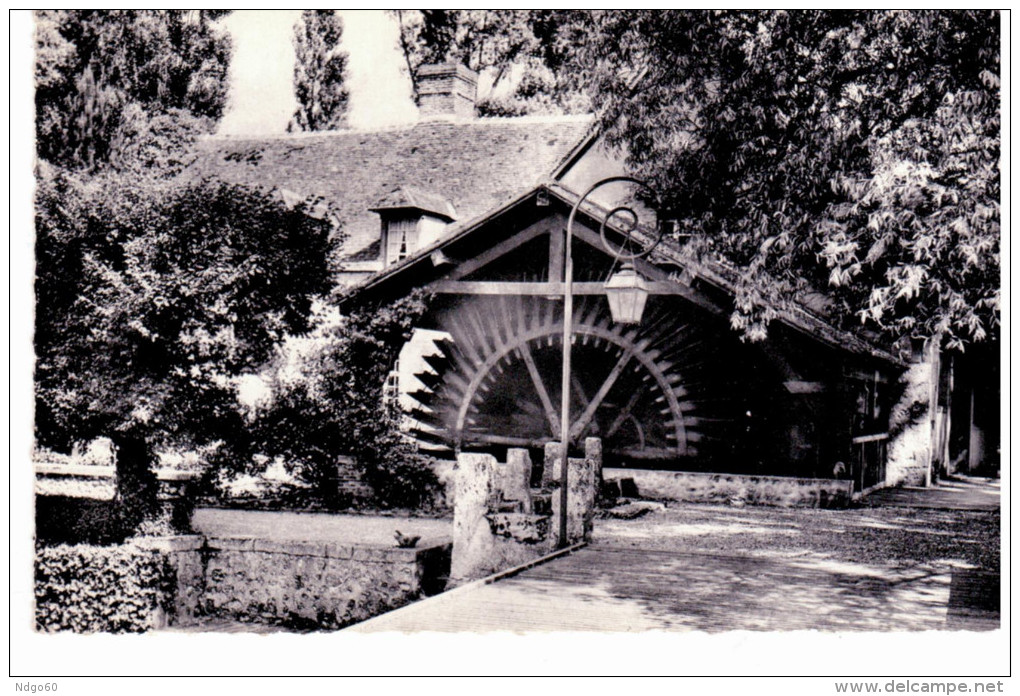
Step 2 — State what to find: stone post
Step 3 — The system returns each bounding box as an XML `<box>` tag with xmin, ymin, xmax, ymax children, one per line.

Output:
<box><xmin>132</xmin><ymin>535</ymin><xmax>206</xmax><ymax>628</ymax></box>
<box><xmin>450</xmin><ymin>453</ymin><xmax>497</xmax><ymax>584</ymax></box>
<box><xmin>548</xmin><ymin>438</ymin><xmax>601</xmax><ymax>546</ymax></box>
<box><xmin>542</xmin><ymin>442</ymin><xmax>563</xmax><ymax>487</ymax></box>
<box><xmin>501</xmin><ymin>448</ymin><xmax>533</xmax><ymax>513</ymax></box>
<box><xmin>138</xmin><ymin>470</ymin><xmax>200</xmax><ymax>536</ymax></box>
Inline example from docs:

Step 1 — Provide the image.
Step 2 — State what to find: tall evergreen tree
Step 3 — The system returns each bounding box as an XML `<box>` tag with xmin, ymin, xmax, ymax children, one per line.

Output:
<box><xmin>289</xmin><ymin>10</ymin><xmax>349</xmax><ymax>132</ymax></box>
<box><xmin>34</xmin><ymin>10</ymin><xmax>231</xmax><ymax>173</ymax></box>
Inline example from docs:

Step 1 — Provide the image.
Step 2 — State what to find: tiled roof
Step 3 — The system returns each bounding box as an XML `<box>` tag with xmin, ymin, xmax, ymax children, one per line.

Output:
<box><xmin>185</xmin><ymin>115</ymin><xmax>594</xmax><ymax>261</ymax></box>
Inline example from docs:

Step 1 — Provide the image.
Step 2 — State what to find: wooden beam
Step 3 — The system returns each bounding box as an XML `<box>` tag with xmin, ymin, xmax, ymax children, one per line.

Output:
<box><xmin>606</xmin><ymin>389</ymin><xmax>644</xmax><ymax>439</ymax></box>
<box><xmin>570</xmin><ymin>350</ymin><xmax>633</xmax><ymax>441</ymax></box>
<box><xmin>518</xmin><ymin>341</ymin><xmax>560</xmax><ymax>438</ymax></box>
<box><xmin>548</xmin><ymin>225</ymin><xmax>564</xmax><ymax>282</ymax></box>
<box><xmin>463</xmin><ymin>433</ymin><xmax>549</xmax><ymax>448</ymax></box>
<box><xmin>570</xmin><ymin>223</ymin><xmax>727</xmax><ymax>315</ymax></box>
<box><xmin>429</xmin><ymin>280</ymin><xmax>703</xmax><ymax>296</ymax></box>
<box><xmin>852</xmin><ymin>432</ymin><xmax>889</xmax><ymax>444</ymax></box>
<box><xmin>441</xmin><ymin>219</ymin><xmax>553</xmax><ymax>282</ymax></box>
<box><xmin>783</xmin><ymin>381</ymin><xmax>828</xmax><ymax>394</ymax></box>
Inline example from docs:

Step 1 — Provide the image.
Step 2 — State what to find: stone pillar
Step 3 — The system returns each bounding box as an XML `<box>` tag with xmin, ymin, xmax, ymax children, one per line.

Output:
<box><xmin>584</xmin><ymin>437</ymin><xmax>603</xmax><ymax>485</ymax></box>
<box><xmin>450</xmin><ymin>453</ymin><xmax>497</xmax><ymax>584</ymax></box>
<box><xmin>501</xmin><ymin>448</ymin><xmax>533</xmax><ymax>513</ymax></box>
<box><xmin>548</xmin><ymin>439</ymin><xmax>601</xmax><ymax>546</ymax></box>
<box><xmin>138</xmin><ymin>470</ymin><xmax>200</xmax><ymax>536</ymax></box>
<box><xmin>542</xmin><ymin>442</ymin><xmax>563</xmax><ymax>487</ymax></box>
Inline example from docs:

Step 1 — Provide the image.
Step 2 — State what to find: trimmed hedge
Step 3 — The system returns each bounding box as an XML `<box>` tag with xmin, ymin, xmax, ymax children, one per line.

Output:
<box><xmin>35</xmin><ymin>496</ymin><xmax>132</xmax><ymax>546</ymax></box>
<box><xmin>35</xmin><ymin>544</ymin><xmax>174</xmax><ymax>633</ymax></box>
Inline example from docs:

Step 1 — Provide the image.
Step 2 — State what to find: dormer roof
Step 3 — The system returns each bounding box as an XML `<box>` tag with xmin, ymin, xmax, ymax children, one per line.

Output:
<box><xmin>370</xmin><ymin>186</ymin><xmax>457</xmax><ymax>222</ymax></box>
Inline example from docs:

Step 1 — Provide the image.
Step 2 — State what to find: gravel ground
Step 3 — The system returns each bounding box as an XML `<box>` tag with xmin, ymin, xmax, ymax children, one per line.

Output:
<box><xmin>594</xmin><ymin>502</ymin><xmax>1000</xmax><ymax>572</ymax></box>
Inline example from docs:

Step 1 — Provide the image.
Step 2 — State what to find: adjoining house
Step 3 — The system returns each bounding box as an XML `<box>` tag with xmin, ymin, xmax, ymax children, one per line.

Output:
<box><xmin>188</xmin><ymin>63</ymin><xmax>998</xmax><ymax>498</ymax></box>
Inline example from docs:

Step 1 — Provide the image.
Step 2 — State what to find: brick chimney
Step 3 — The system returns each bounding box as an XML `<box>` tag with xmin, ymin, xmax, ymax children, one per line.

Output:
<box><xmin>417</xmin><ymin>62</ymin><xmax>478</xmax><ymax>120</ymax></box>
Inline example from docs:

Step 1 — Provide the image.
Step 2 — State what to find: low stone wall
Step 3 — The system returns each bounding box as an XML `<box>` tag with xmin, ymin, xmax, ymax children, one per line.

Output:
<box><xmin>36</xmin><ymin>532</ymin><xmax>451</xmax><ymax>632</ymax></box>
<box><xmin>603</xmin><ymin>468</ymin><xmax>853</xmax><ymax>509</ymax></box>
<box><xmin>35</xmin><ymin>463</ymin><xmax>117</xmax><ymax>500</ymax></box>
<box><xmin>35</xmin><ymin>464</ymin><xmax>201</xmax><ymax>543</ymax></box>
<box><xmin>201</xmin><ymin>537</ymin><xmax>451</xmax><ymax>629</ymax></box>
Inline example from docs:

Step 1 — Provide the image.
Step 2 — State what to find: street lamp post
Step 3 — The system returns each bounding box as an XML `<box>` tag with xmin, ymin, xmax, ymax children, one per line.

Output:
<box><xmin>558</xmin><ymin>177</ymin><xmax>663</xmax><ymax>548</ymax></box>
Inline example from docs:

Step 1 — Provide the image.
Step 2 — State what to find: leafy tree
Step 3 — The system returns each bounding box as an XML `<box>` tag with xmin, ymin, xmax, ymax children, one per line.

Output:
<box><xmin>289</xmin><ymin>10</ymin><xmax>349</xmax><ymax>132</ymax></box>
<box><xmin>34</xmin><ymin>10</ymin><xmax>231</xmax><ymax>172</ymax></box>
<box><xmin>34</xmin><ymin>167</ymin><xmax>333</xmax><ymax>522</ymax></box>
<box><xmin>566</xmin><ymin>10</ymin><xmax>999</xmax><ymax>349</ymax></box>
<box><xmin>393</xmin><ymin>9</ymin><xmax>589</xmax><ymax>116</ymax></box>
<box><xmin>249</xmin><ymin>291</ymin><xmax>439</xmax><ymax>509</ymax></box>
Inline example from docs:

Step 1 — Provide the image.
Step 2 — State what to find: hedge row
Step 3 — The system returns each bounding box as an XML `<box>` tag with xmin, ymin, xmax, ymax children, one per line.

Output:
<box><xmin>35</xmin><ymin>544</ymin><xmax>174</xmax><ymax>633</ymax></box>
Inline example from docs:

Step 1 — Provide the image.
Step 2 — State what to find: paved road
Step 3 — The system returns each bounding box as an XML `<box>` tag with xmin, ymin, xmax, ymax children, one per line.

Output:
<box><xmin>352</xmin><ymin>477</ymin><xmax>1000</xmax><ymax>633</ymax></box>
<box><xmin>352</xmin><ymin>545</ymin><xmax>997</xmax><ymax>633</ymax></box>
<box><xmin>862</xmin><ymin>475</ymin><xmax>1000</xmax><ymax>511</ymax></box>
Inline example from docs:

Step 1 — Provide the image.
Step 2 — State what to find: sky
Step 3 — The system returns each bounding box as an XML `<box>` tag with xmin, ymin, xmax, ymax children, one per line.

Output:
<box><xmin>217</xmin><ymin>10</ymin><xmax>418</xmax><ymax>135</ymax></box>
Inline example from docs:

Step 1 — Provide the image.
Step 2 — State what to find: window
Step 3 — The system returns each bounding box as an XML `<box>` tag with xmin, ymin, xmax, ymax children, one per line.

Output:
<box><xmin>385</xmin><ymin>218</ymin><xmax>420</xmax><ymax>266</ymax></box>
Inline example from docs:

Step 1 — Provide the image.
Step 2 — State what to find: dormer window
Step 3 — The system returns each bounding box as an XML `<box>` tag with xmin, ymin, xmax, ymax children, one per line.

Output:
<box><xmin>385</xmin><ymin>217</ymin><xmax>420</xmax><ymax>265</ymax></box>
<box><xmin>371</xmin><ymin>186</ymin><xmax>457</xmax><ymax>268</ymax></box>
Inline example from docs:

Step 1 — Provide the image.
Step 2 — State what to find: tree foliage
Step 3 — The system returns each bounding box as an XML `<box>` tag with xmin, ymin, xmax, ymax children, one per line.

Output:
<box><xmin>289</xmin><ymin>10</ymin><xmax>349</xmax><ymax>132</ymax></box>
<box><xmin>248</xmin><ymin>291</ymin><xmax>439</xmax><ymax>509</ymax></box>
<box><xmin>34</xmin><ymin>10</ymin><xmax>231</xmax><ymax>172</ymax></box>
<box><xmin>566</xmin><ymin>10</ymin><xmax>999</xmax><ymax>348</ymax></box>
<box><xmin>34</xmin><ymin>167</ymin><xmax>333</xmax><ymax>464</ymax></box>
<box><xmin>394</xmin><ymin>9</ymin><xmax>589</xmax><ymax>116</ymax></box>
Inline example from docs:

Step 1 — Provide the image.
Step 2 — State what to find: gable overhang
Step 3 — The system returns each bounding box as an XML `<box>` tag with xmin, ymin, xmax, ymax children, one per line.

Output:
<box><xmin>339</xmin><ymin>182</ymin><xmax>906</xmax><ymax>369</ymax></box>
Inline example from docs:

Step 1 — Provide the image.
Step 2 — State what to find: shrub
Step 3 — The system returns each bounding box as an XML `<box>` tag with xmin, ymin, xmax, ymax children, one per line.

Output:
<box><xmin>35</xmin><ymin>496</ymin><xmax>130</xmax><ymax>546</ymax></box>
<box><xmin>250</xmin><ymin>291</ymin><xmax>440</xmax><ymax>510</ymax></box>
<box><xmin>35</xmin><ymin>544</ymin><xmax>174</xmax><ymax>633</ymax></box>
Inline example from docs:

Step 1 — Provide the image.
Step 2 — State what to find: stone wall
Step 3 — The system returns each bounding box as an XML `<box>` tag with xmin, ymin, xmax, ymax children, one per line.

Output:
<box><xmin>200</xmin><ymin>537</ymin><xmax>450</xmax><ymax>629</ymax></box>
<box><xmin>36</xmin><ymin>533</ymin><xmax>450</xmax><ymax>632</ymax></box>
<box><xmin>603</xmin><ymin>468</ymin><xmax>854</xmax><ymax>508</ymax></box>
<box><xmin>35</xmin><ymin>464</ymin><xmax>201</xmax><ymax>543</ymax></box>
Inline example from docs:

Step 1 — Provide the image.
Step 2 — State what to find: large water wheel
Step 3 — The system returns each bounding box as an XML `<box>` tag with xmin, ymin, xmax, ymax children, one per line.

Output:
<box><xmin>407</xmin><ymin>295</ymin><xmax>741</xmax><ymax>466</ymax></box>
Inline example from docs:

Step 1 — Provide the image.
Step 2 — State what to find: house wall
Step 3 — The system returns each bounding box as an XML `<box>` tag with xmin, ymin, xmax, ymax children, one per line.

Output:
<box><xmin>556</xmin><ymin>137</ymin><xmax>629</xmax><ymax>197</ymax></box>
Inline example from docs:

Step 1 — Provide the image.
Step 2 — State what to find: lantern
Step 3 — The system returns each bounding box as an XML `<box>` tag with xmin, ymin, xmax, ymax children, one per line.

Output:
<box><xmin>604</xmin><ymin>263</ymin><xmax>650</xmax><ymax>324</ymax></box>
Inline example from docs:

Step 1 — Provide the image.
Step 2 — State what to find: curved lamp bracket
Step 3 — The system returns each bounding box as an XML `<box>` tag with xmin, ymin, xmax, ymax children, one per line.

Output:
<box><xmin>566</xmin><ymin>175</ymin><xmax>664</xmax><ymax>263</ymax></box>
